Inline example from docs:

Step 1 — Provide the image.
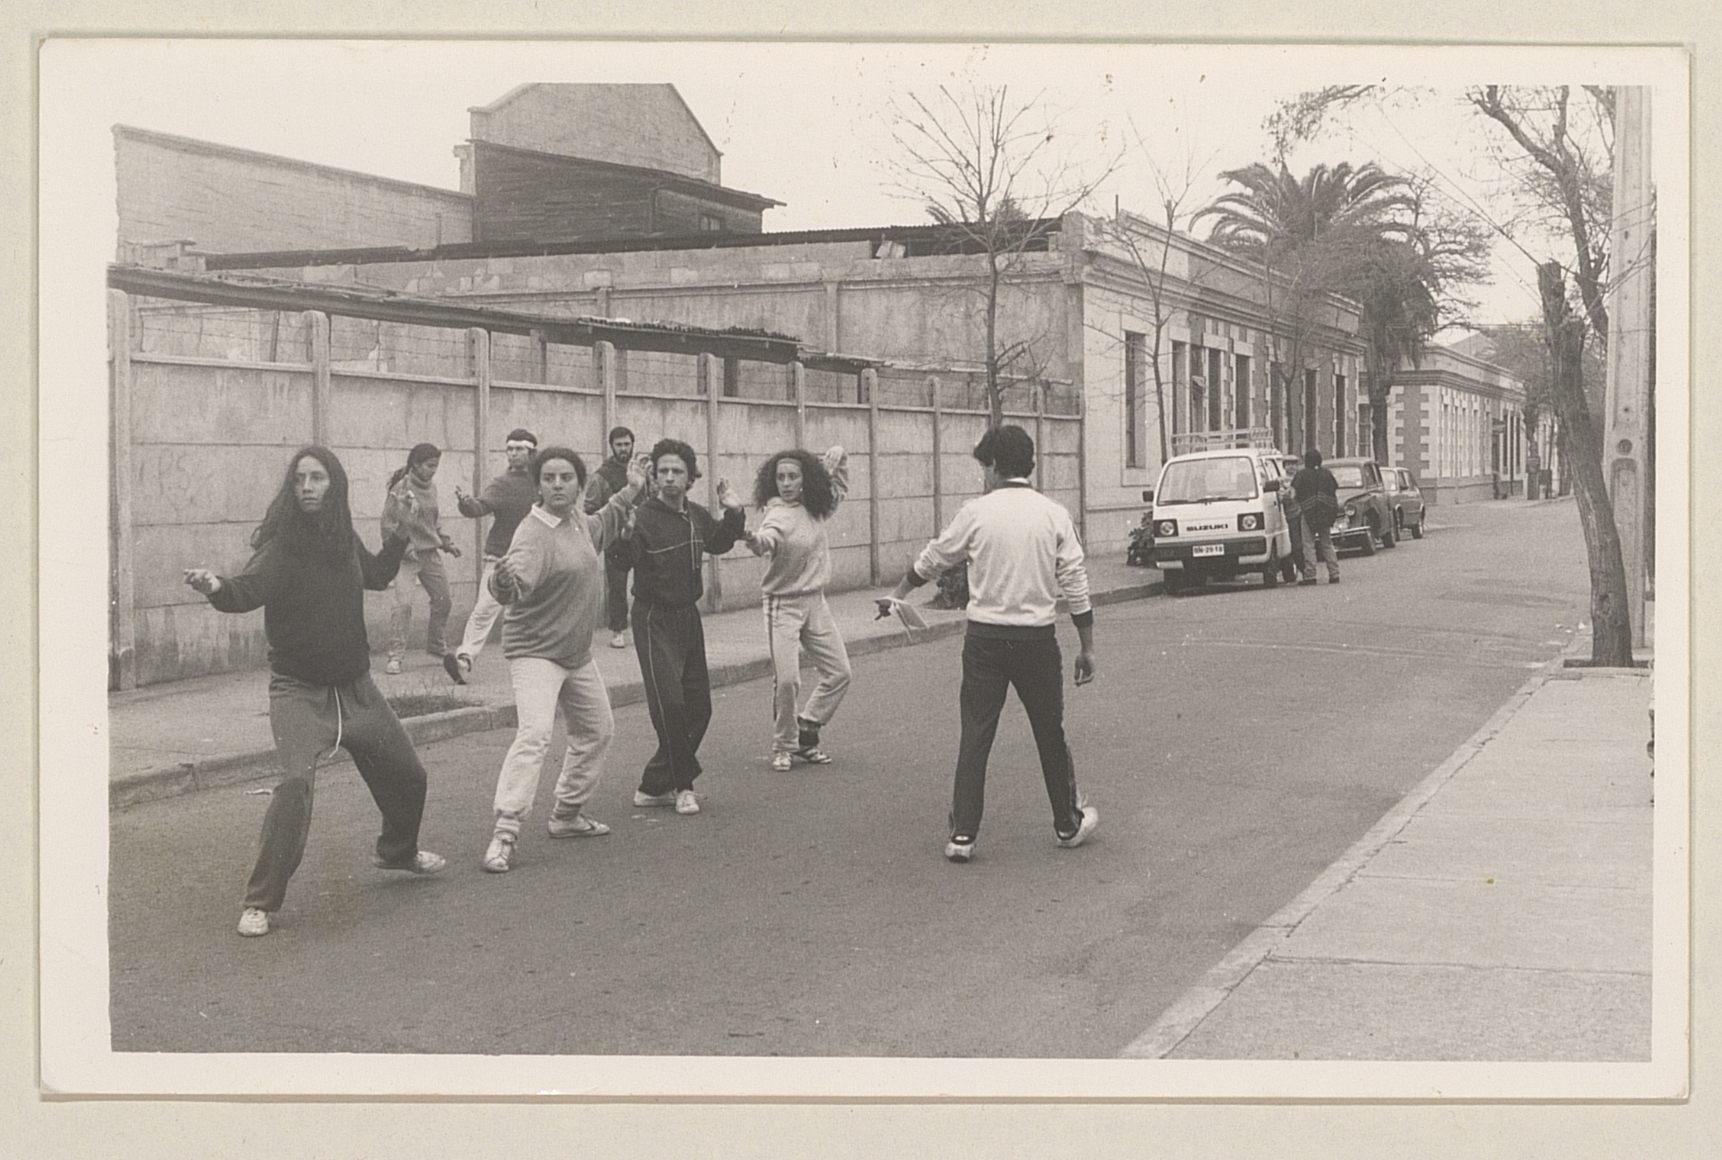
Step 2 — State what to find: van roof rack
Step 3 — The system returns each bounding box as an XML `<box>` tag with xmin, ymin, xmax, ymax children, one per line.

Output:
<box><xmin>1169</xmin><ymin>428</ymin><xmax>1279</xmax><ymax>454</ymax></box>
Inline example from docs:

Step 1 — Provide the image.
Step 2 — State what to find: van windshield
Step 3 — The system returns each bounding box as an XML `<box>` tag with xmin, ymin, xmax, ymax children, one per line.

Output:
<box><xmin>1156</xmin><ymin>455</ymin><xmax>1259</xmax><ymax>503</ymax></box>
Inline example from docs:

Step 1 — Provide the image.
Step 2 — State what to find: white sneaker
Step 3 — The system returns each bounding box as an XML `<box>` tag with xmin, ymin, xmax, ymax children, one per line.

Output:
<box><xmin>547</xmin><ymin>812</ymin><xmax>611</xmax><ymax>838</ymax></box>
<box><xmin>633</xmin><ymin>789</ymin><xmax>676</xmax><ymax>808</ymax></box>
<box><xmin>384</xmin><ymin>658</ymin><xmax>403</xmax><ymax>675</ymax></box>
<box><xmin>481</xmin><ymin>832</ymin><xmax>516</xmax><ymax>873</ymax></box>
<box><xmin>1056</xmin><ymin>804</ymin><xmax>1100</xmax><ymax>849</ymax></box>
<box><xmin>674</xmin><ymin>789</ymin><xmax>700</xmax><ymax>815</ymax></box>
<box><xmin>237</xmin><ymin>907</ymin><xmax>270</xmax><ymax>937</ymax></box>
<box><xmin>945</xmin><ymin>837</ymin><xmax>975</xmax><ymax>863</ymax></box>
<box><xmin>610</xmin><ymin>632</ymin><xmax>627</xmax><ymax>649</ymax></box>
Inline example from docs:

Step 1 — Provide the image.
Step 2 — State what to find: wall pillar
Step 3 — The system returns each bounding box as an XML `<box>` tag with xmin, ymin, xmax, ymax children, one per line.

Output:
<box><xmin>529</xmin><ymin>328</ymin><xmax>548</xmax><ymax>385</ymax></box>
<box><xmin>699</xmin><ymin>352</ymin><xmax>725</xmax><ymax>612</ymax></box>
<box><xmin>470</xmin><ymin>327</ymin><xmax>492</xmax><ymax>569</ymax></box>
<box><xmin>861</xmin><ymin>368</ymin><xmax>881</xmax><ymax>585</ymax></box>
<box><xmin>929</xmin><ymin>376</ymin><xmax>944</xmax><ymax>536</ymax></box>
<box><xmin>306</xmin><ymin>310</ymin><xmax>331</xmax><ymax>445</ymax></box>
<box><xmin>109</xmin><ymin>289</ymin><xmax>137</xmax><ymax>691</ymax></box>
<box><xmin>792</xmin><ymin>360</ymin><xmax>807</xmax><ymax>447</ymax></box>
<box><xmin>595</xmin><ymin>340</ymin><xmax>617</xmax><ymax>441</ymax></box>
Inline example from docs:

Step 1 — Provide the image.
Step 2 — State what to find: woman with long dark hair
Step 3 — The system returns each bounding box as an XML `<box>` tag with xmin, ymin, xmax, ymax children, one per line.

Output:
<box><xmin>742</xmin><ymin>445</ymin><xmax>852</xmax><ymax>772</ymax></box>
<box><xmin>381</xmin><ymin>441</ymin><xmax>460</xmax><ymax>674</ymax></box>
<box><xmin>184</xmin><ymin>446</ymin><xmax>446</xmax><ymax>938</ymax></box>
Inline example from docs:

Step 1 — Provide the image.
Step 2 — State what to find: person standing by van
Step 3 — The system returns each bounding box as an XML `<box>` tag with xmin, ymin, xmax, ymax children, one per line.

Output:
<box><xmin>1292</xmin><ymin>448</ymin><xmax>1342</xmax><ymax>585</ymax></box>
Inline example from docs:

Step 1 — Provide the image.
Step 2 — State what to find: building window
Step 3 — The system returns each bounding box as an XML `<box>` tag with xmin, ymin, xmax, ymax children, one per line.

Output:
<box><xmin>1333</xmin><ymin>371</ymin><xmax>1347</xmax><ymax>457</ymax></box>
<box><xmin>1124</xmin><ymin>331</ymin><xmax>1146</xmax><ymax>468</ymax></box>
<box><xmin>1235</xmin><ymin>353</ymin><xmax>1252</xmax><ymax>429</ymax></box>
<box><xmin>700</xmin><ymin>213</ymin><xmax>724</xmax><ymax>232</ymax></box>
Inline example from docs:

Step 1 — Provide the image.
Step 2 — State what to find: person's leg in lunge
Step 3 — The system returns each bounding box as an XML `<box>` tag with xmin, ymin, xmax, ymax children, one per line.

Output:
<box><xmin>244</xmin><ymin>677</ymin><xmax>338</xmax><ymax>913</ymax></box>
<box><xmin>950</xmin><ymin>633</ymin><xmax>1011</xmax><ymax>843</ymax></box>
<box><xmin>490</xmin><ymin>657</ymin><xmax>564</xmax><ymax>840</ymax></box>
<box><xmin>766</xmin><ymin>596</ymin><xmax>808</xmax><ymax>761</ymax></box>
<box><xmin>417</xmin><ymin>548</ymin><xmax>452</xmax><ymax>656</ymax></box>
<box><xmin>796</xmin><ymin>593</ymin><xmax>851</xmax><ymax>736</ymax></box>
<box><xmin>634</xmin><ymin>603</ymin><xmax>695</xmax><ymax>796</ymax></box>
<box><xmin>1011</xmin><ymin>636</ymin><xmax>1082</xmax><ymax>835</ymax></box>
<box><xmin>337</xmin><ymin>676</ymin><xmax>430</xmax><ymax>867</ymax></box>
<box><xmin>547</xmin><ymin>660</ymin><xmax>614</xmax><ymax>826</ymax></box>
<box><xmin>388</xmin><ymin>552</ymin><xmax>420</xmax><ymax>667</ymax></box>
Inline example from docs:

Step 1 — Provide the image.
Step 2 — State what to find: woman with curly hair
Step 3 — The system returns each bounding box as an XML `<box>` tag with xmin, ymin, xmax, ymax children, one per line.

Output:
<box><xmin>183</xmin><ymin>446</ymin><xmax>446</xmax><ymax>938</ymax></box>
<box><xmin>743</xmin><ymin>445</ymin><xmax>853</xmax><ymax>772</ymax></box>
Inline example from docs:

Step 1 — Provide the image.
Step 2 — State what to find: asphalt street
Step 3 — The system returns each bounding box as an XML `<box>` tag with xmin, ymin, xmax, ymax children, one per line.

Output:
<box><xmin>108</xmin><ymin>499</ymin><xmax>1592</xmax><ymax>1058</ymax></box>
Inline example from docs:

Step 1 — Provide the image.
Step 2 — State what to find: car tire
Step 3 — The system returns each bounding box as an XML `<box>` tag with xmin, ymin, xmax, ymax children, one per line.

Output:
<box><xmin>1381</xmin><ymin>519</ymin><xmax>1396</xmax><ymax>548</ymax></box>
<box><xmin>1360</xmin><ymin>524</ymin><xmax>1378</xmax><ymax>556</ymax></box>
<box><xmin>1410</xmin><ymin>516</ymin><xmax>1424</xmax><ymax>540</ymax></box>
<box><xmin>1162</xmin><ymin>569</ymin><xmax>1186</xmax><ymax>596</ymax></box>
<box><xmin>1262</xmin><ymin>552</ymin><xmax>1280</xmax><ymax>588</ymax></box>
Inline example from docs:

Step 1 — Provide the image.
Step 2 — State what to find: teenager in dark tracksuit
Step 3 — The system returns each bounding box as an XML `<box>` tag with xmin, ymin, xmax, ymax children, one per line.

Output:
<box><xmin>183</xmin><ymin>446</ymin><xmax>446</xmax><ymax>938</ymax></box>
<box><xmin>615</xmin><ymin>438</ymin><xmax>747</xmax><ymax>816</ymax></box>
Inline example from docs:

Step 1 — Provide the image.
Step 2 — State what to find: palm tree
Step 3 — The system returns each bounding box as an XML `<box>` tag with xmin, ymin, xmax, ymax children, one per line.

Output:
<box><xmin>1197</xmin><ymin>161</ymin><xmax>1481</xmax><ymax>461</ymax></box>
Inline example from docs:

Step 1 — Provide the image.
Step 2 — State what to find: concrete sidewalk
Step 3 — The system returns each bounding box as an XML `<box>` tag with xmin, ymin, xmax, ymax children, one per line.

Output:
<box><xmin>107</xmin><ymin>556</ymin><xmax>1160</xmax><ymax>807</ymax></box>
<box><xmin>1122</xmin><ymin>620</ymin><xmax>1656</xmax><ymax>1063</ymax></box>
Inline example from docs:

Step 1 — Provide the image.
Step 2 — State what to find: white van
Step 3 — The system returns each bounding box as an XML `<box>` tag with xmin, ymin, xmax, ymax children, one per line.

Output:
<box><xmin>1146</xmin><ymin>429</ymin><xmax>1295</xmax><ymax>595</ymax></box>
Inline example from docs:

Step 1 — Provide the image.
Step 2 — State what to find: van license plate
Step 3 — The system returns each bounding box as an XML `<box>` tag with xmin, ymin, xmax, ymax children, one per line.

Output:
<box><xmin>1191</xmin><ymin>544</ymin><xmax>1224</xmax><ymax>557</ymax></box>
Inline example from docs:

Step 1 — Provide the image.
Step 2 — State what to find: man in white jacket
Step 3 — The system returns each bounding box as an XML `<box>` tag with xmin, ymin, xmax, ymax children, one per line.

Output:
<box><xmin>879</xmin><ymin>424</ymin><xmax>1099</xmax><ymax>863</ymax></box>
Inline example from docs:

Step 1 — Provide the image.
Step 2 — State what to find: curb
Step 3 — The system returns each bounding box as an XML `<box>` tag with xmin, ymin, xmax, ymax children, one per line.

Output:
<box><xmin>111</xmin><ymin>578</ymin><xmax>1163</xmax><ymax>809</ymax></box>
<box><xmin>1117</xmin><ymin>623</ymin><xmax>1614</xmax><ymax>1060</ymax></box>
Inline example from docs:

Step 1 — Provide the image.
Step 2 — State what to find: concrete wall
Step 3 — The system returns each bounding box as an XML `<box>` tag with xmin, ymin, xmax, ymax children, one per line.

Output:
<box><xmin>111</xmin><ymin>295</ymin><xmax>1078</xmax><ymax>688</ymax></box>
<box><xmin>469</xmin><ymin>84</ymin><xmax>720</xmax><ymax>184</ymax></box>
<box><xmin>115</xmin><ymin>127</ymin><xmax>472</xmax><ymax>256</ymax></box>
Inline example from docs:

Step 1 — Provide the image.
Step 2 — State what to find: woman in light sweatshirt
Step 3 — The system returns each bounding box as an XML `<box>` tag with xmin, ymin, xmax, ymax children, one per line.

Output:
<box><xmin>479</xmin><ymin>446</ymin><xmax>648</xmax><ymax>874</ymax></box>
<box><xmin>743</xmin><ymin>445</ymin><xmax>852</xmax><ymax>772</ymax></box>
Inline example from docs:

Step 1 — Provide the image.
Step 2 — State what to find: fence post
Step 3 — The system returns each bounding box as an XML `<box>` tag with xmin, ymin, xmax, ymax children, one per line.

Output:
<box><xmin>1034</xmin><ymin>381</ymin><xmax>1046</xmax><ymax>490</ymax></box>
<box><xmin>930</xmin><ymin>375</ymin><xmax>943</xmax><ymax>536</ymax></box>
<box><xmin>109</xmin><ymin>289</ymin><xmax>137</xmax><ymax>691</ymax></box>
<box><xmin>529</xmin><ymin>328</ymin><xmax>548</xmax><ymax>385</ymax></box>
<box><xmin>470</xmin><ymin>327</ymin><xmax>491</xmax><ymax>571</ymax></box>
<box><xmin>307</xmin><ymin>310</ymin><xmax>331</xmax><ymax>445</ymax></box>
<box><xmin>864</xmin><ymin>368</ymin><xmax>880</xmax><ymax>585</ymax></box>
<box><xmin>700</xmin><ymin>352</ymin><xmax>725</xmax><ymax>613</ymax></box>
<box><xmin>595</xmin><ymin>340</ymin><xmax>616</xmax><ymax>445</ymax></box>
<box><xmin>792</xmin><ymin>360</ymin><xmax>807</xmax><ymax>447</ymax></box>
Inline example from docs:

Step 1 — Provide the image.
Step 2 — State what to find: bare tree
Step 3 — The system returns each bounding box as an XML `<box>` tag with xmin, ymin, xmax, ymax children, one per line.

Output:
<box><xmin>883</xmin><ymin>83</ymin><xmax>1118</xmax><ymax>427</ymax></box>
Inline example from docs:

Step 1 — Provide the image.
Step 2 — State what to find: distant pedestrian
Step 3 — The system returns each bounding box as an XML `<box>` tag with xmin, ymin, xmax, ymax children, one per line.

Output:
<box><xmin>879</xmin><ymin>424</ymin><xmax>1098</xmax><ymax>863</ymax></box>
<box><xmin>1279</xmin><ymin>463</ymin><xmax>1305</xmax><ymax>584</ymax></box>
<box><xmin>445</xmin><ymin>428</ymin><xmax>539</xmax><ymax>684</ymax></box>
<box><xmin>381</xmin><ymin>442</ymin><xmax>460</xmax><ymax>673</ymax></box>
<box><xmin>479</xmin><ymin>446</ymin><xmax>651</xmax><ymax>874</ymax></box>
<box><xmin>583</xmin><ymin>425</ymin><xmax>639</xmax><ymax>650</ymax></box>
<box><xmin>615</xmin><ymin>438</ymin><xmax>748</xmax><ymax>816</ymax></box>
<box><xmin>183</xmin><ymin>446</ymin><xmax>446</xmax><ymax>938</ymax></box>
<box><xmin>743</xmin><ymin>445</ymin><xmax>853</xmax><ymax>772</ymax></box>
<box><xmin>1292</xmin><ymin>448</ymin><xmax>1342</xmax><ymax>585</ymax></box>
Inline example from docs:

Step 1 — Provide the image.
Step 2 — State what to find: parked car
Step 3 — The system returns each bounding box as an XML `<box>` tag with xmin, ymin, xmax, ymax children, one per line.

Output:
<box><xmin>1146</xmin><ymin>430</ymin><xmax>1296</xmax><ymax>595</ymax></box>
<box><xmin>1322</xmin><ymin>456</ymin><xmax>1396</xmax><ymax>555</ymax></box>
<box><xmin>1384</xmin><ymin>466</ymin><xmax>1426</xmax><ymax>540</ymax></box>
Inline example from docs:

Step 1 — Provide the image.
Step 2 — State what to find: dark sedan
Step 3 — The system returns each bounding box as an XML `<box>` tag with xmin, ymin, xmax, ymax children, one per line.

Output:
<box><xmin>1323</xmin><ymin>457</ymin><xmax>1396</xmax><ymax>554</ymax></box>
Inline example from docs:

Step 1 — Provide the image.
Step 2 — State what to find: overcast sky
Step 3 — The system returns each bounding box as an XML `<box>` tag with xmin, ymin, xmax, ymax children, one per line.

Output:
<box><xmin>42</xmin><ymin>39</ymin><xmax>1684</xmax><ymax>332</ymax></box>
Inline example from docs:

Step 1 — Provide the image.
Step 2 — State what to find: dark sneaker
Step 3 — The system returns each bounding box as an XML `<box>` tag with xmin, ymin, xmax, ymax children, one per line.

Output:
<box><xmin>443</xmin><ymin>652</ymin><xmax>469</xmax><ymax>685</ymax></box>
<box><xmin>1329</xmin><ymin>575</ymin><xmax>1341</xmax><ymax>584</ymax></box>
<box><xmin>945</xmin><ymin>836</ymin><xmax>975</xmax><ymax>863</ymax></box>
<box><xmin>373</xmin><ymin>849</ymin><xmax>447</xmax><ymax>874</ymax></box>
<box><xmin>1298</xmin><ymin>576</ymin><xmax>1317</xmax><ymax>586</ymax></box>
<box><xmin>1056</xmin><ymin>804</ymin><xmax>1100</xmax><ymax>849</ymax></box>
<box><xmin>237</xmin><ymin>908</ymin><xmax>270</xmax><ymax>937</ymax></box>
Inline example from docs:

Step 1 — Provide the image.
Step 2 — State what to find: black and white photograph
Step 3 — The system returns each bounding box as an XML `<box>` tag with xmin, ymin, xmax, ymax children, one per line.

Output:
<box><xmin>20</xmin><ymin>21</ymin><xmax>1708</xmax><ymax>1151</ymax></box>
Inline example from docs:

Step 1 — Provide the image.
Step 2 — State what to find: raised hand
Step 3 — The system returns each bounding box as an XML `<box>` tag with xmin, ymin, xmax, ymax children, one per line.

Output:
<box><xmin>182</xmin><ymin>568</ymin><xmax>221</xmax><ymax>596</ymax></box>
<box><xmin>715</xmin><ymin>479</ymin><xmax>744</xmax><ymax>511</ymax></box>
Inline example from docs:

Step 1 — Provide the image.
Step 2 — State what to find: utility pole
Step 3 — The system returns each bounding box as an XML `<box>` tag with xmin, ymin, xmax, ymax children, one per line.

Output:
<box><xmin>1604</xmin><ymin>85</ymin><xmax>1653</xmax><ymax>649</ymax></box>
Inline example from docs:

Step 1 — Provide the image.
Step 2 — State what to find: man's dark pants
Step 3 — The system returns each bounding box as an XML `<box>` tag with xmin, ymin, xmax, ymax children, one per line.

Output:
<box><xmin>632</xmin><ymin>601</ymin><xmax>711</xmax><ymax>794</ymax></box>
<box><xmin>950</xmin><ymin>626</ymin><xmax>1082</xmax><ymax>840</ymax></box>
